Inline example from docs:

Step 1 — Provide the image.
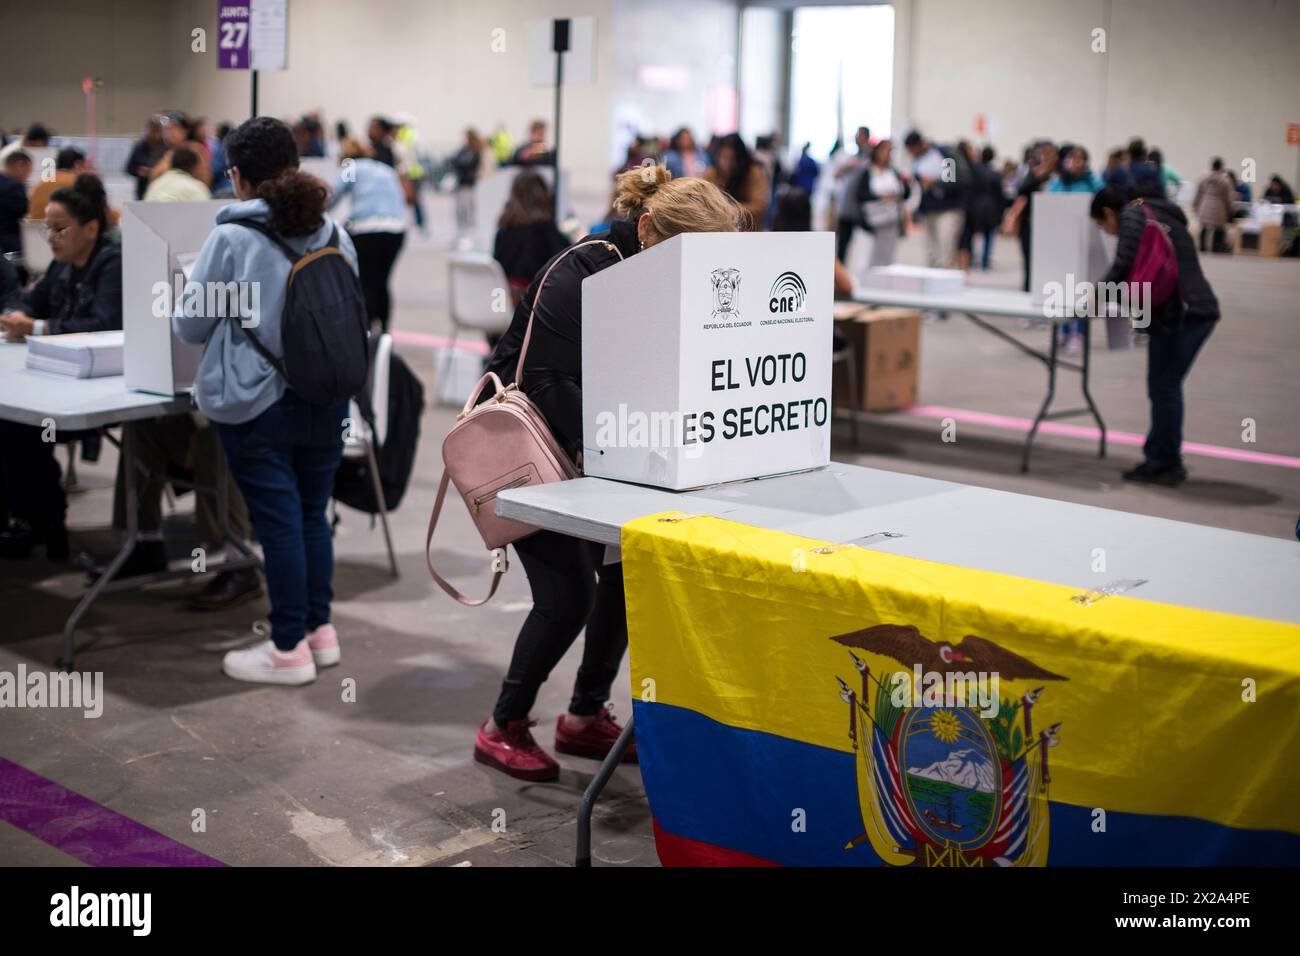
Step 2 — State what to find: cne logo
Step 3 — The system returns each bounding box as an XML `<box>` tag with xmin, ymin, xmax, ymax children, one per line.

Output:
<box><xmin>769</xmin><ymin>271</ymin><xmax>807</xmax><ymax>314</ymax></box>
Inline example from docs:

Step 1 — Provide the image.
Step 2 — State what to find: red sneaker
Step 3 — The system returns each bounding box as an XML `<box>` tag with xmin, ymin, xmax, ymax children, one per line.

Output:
<box><xmin>474</xmin><ymin>719</ymin><xmax>560</xmax><ymax>782</ymax></box>
<box><xmin>554</xmin><ymin>705</ymin><xmax>638</xmax><ymax>764</ymax></box>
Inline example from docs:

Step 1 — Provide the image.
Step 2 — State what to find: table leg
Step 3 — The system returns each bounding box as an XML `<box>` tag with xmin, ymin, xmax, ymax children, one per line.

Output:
<box><xmin>59</xmin><ymin>425</ymin><xmax>139</xmax><ymax>671</ymax></box>
<box><xmin>213</xmin><ymin>452</ymin><xmax>258</xmax><ymax>565</ymax></box>
<box><xmin>575</xmin><ymin>713</ymin><xmax>634</xmax><ymax>867</ymax></box>
<box><xmin>1022</xmin><ymin>325</ymin><xmax>1060</xmax><ymax>472</ymax></box>
<box><xmin>1081</xmin><ymin>318</ymin><xmax>1106</xmax><ymax>459</ymax></box>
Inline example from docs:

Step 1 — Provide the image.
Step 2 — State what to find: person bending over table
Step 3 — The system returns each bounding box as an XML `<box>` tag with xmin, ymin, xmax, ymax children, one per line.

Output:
<box><xmin>1090</xmin><ymin>186</ymin><xmax>1219</xmax><ymax>487</ymax></box>
<box><xmin>473</xmin><ymin>167</ymin><xmax>746</xmax><ymax>782</ymax></box>
<box><xmin>173</xmin><ymin>117</ymin><xmax>358</xmax><ymax>685</ymax></box>
<box><xmin>0</xmin><ymin>174</ymin><xmax>121</xmax><ymax>559</ymax></box>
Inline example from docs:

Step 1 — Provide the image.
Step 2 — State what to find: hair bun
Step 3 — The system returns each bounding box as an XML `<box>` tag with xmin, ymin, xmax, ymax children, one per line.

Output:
<box><xmin>613</xmin><ymin>163</ymin><xmax>673</xmax><ymax>219</ymax></box>
<box><xmin>72</xmin><ymin>172</ymin><xmax>106</xmax><ymax>204</ymax></box>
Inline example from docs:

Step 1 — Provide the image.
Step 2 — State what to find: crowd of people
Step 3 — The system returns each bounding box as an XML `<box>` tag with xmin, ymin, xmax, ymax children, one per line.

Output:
<box><xmin>0</xmin><ymin>106</ymin><xmax>1294</xmax><ymax>776</ymax></box>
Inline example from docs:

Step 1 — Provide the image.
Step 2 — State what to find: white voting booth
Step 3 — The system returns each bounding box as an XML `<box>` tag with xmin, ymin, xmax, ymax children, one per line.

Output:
<box><xmin>1030</xmin><ymin>192</ymin><xmax>1111</xmax><ymax>307</ymax></box>
<box><xmin>581</xmin><ymin>232</ymin><xmax>834</xmax><ymax>490</ymax></box>
<box><xmin>1029</xmin><ymin>192</ymin><xmax>1128</xmax><ymax>346</ymax></box>
<box><xmin>121</xmin><ymin>200</ymin><xmax>230</xmax><ymax>395</ymax></box>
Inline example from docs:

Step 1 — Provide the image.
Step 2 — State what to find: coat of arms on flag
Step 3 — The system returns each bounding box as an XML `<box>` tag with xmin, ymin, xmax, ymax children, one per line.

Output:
<box><xmin>833</xmin><ymin>624</ymin><xmax>1068</xmax><ymax>867</ymax></box>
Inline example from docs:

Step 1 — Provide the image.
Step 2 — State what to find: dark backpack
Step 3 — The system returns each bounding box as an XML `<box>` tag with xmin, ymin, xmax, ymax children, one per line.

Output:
<box><xmin>333</xmin><ymin>340</ymin><xmax>425</xmax><ymax>514</ymax></box>
<box><xmin>232</xmin><ymin>218</ymin><xmax>370</xmax><ymax>406</ymax></box>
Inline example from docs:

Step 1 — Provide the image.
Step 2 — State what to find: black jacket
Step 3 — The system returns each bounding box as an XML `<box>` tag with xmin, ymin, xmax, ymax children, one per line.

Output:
<box><xmin>493</xmin><ymin>220</ymin><xmax>571</xmax><ymax>287</ymax></box>
<box><xmin>0</xmin><ymin>172</ymin><xmax>27</xmax><ymax>255</ymax></box>
<box><xmin>853</xmin><ymin>164</ymin><xmax>912</xmax><ymax>234</ymax></box>
<box><xmin>965</xmin><ymin>162</ymin><xmax>1006</xmax><ymax>233</ymax></box>
<box><xmin>485</xmin><ymin>219</ymin><xmax>639</xmax><ymax>459</ymax></box>
<box><xmin>1099</xmin><ymin>197</ymin><xmax>1219</xmax><ymax>326</ymax></box>
<box><xmin>125</xmin><ymin>138</ymin><xmax>165</xmax><ymax>200</ymax></box>
<box><xmin>21</xmin><ymin>237</ymin><xmax>123</xmax><ymax>334</ymax></box>
<box><xmin>0</xmin><ymin>253</ymin><xmax>21</xmax><ymax>311</ymax></box>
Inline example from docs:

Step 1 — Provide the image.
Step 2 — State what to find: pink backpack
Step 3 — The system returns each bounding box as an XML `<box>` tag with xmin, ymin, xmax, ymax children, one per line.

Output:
<box><xmin>1128</xmin><ymin>200</ymin><xmax>1179</xmax><ymax>308</ymax></box>
<box><xmin>425</xmin><ymin>239</ymin><xmax>623</xmax><ymax>605</ymax></box>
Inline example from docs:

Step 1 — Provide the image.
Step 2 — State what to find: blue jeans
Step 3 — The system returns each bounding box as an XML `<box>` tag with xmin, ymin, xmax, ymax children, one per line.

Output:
<box><xmin>218</xmin><ymin>392</ymin><xmax>347</xmax><ymax>650</ymax></box>
<box><xmin>1144</xmin><ymin>319</ymin><xmax>1215</xmax><ymax>470</ymax></box>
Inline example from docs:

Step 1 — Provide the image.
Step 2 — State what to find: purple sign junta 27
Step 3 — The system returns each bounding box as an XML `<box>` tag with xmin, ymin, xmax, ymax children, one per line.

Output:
<box><xmin>217</xmin><ymin>1</ymin><xmax>251</xmax><ymax>70</ymax></box>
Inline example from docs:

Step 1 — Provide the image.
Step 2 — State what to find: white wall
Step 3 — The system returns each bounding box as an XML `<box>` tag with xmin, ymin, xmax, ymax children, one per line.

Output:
<box><xmin>166</xmin><ymin>0</ymin><xmax>617</xmax><ymax>197</ymax></box>
<box><xmin>0</xmin><ymin>0</ymin><xmax>175</xmax><ymax>141</ymax></box>
<box><xmin>608</xmin><ymin>0</ymin><xmax>739</xmax><ymax>171</ymax></box>
<box><xmin>894</xmin><ymin>0</ymin><xmax>1300</xmax><ymax>187</ymax></box>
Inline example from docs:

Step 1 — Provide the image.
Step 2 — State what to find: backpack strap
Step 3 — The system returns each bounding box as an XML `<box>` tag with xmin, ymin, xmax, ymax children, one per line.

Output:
<box><xmin>425</xmin><ymin>470</ymin><xmax>504</xmax><ymax>606</ymax></box>
<box><xmin>514</xmin><ymin>238</ymin><xmax>624</xmax><ymax>390</ymax></box>
<box><xmin>230</xmin><ymin>217</ymin><xmax>303</xmax><ymax>261</ymax></box>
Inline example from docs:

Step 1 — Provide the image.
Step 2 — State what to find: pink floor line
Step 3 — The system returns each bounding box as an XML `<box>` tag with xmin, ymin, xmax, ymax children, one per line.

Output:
<box><xmin>908</xmin><ymin>405</ymin><xmax>1300</xmax><ymax>470</ymax></box>
<box><xmin>389</xmin><ymin>329</ymin><xmax>491</xmax><ymax>355</ymax></box>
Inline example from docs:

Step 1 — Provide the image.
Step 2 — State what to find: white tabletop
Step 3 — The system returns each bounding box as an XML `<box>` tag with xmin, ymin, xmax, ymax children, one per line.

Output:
<box><xmin>0</xmin><ymin>341</ymin><xmax>188</xmax><ymax>429</ymax></box>
<box><xmin>850</xmin><ymin>284</ymin><xmax>1100</xmax><ymax>323</ymax></box>
<box><xmin>496</xmin><ymin>463</ymin><xmax>1300</xmax><ymax>622</ymax></box>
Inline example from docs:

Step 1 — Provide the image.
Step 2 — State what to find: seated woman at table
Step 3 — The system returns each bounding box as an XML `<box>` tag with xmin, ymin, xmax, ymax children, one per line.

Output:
<box><xmin>473</xmin><ymin>166</ymin><xmax>745</xmax><ymax>782</ymax></box>
<box><xmin>0</xmin><ymin>174</ymin><xmax>121</xmax><ymax>559</ymax></box>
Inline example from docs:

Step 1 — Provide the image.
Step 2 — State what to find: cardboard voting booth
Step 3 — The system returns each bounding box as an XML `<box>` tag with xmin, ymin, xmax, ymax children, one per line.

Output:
<box><xmin>121</xmin><ymin>200</ymin><xmax>230</xmax><ymax>395</ymax></box>
<box><xmin>581</xmin><ymin>232</ymin><xmax>834</xmax><ymax>490</ymax></box>
<box><xmin>1029</xmin><ymin>192</ymin><xmax>1111</xmax><ymax>308</ymax></box>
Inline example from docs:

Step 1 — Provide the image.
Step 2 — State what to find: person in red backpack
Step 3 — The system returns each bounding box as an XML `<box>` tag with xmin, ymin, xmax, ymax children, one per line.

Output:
<box><xmin>1091</xmin><ymin>185</ymin><xmax>1219</xmax><ymax>487</ymax></box>
<box><xmin>473</xmin><ymin>167</ymin><xmax>745</xmax><ymax>781</ymax></box>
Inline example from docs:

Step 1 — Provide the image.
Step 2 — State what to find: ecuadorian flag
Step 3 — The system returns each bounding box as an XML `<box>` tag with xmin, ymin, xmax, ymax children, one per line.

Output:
<box><xmin>620</xmin><ymin>513</ymin><xmax>1300</xmax><ymax>866</ymax></box>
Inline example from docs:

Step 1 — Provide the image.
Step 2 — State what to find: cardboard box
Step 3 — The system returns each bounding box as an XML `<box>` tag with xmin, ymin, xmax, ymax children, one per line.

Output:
<box><xmin>581</xmin><ymin>231</ymin><xmax>834</xmax><ymax>490</ymax></box>
<box><xmin>832</xmin><ymin>306</ymin><xmax>920</xmax><ymax>412</ymax></box>
<box><xmin>121</xmin><ymin>200</ymin><xmax>231</xmax><ymax>395</ymax></box>
<box><xmin>1236</xmin><ymin>223</ymin><xmax>1283</xmax><ymax>257</ymax></box>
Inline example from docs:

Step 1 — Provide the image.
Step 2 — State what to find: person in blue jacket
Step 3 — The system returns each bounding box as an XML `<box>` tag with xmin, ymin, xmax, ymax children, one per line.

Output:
<box><xmin>174</xmin><ymin>117</ymin><xmax>359</xmax><ymax>686</ymax></box>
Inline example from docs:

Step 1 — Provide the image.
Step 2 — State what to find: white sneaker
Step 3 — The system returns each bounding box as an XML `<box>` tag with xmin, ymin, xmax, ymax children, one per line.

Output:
<box><xmin>306</xmin><ymin>623</ymin><xmax>341</xmax><ymax>668</ymax></box>
<box><xmin>222</xmin><ymin>639</ymin><xmax>317</xmax><ymax>685</ymax></box>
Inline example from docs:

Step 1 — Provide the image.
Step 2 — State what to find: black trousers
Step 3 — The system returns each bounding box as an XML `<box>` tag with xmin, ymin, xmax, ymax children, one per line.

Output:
<box><xmin>835</xmin><ymin>219</ymin><xmax>856</xmax><ymax>262</ymax></box>
<box><xmin>1199</xmin><ymin>225</ymin><xmax>1228</xmax><ymax>254</ymax></box>
<box><xmin>1019</xmin><ymin>228</ymin><xmax>1032</xmax><ymax>292</ymax></box>
<box><xmin>1144</xmin><ymin>319</ymin><xmax>1215</xmax><ymax>469</ymax></box>
<box><xmin>492</xmin><ymin>530</ymin><xmax>628</xmax><ymax>727</ymax></box>
<box><xmin>350</xmin><ymin>230</ymin><xmax>405</xmax><ymax>331</ymax></box>
<box><xmin>0</xmin><ymin>421</ymin><xmax>65</xmax><ymax>529</ymax></box>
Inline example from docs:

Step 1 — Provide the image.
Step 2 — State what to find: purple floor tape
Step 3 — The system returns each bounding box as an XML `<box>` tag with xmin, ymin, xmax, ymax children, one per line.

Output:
<box><xmin>0</xmin><ymin>757</ymin><xmax>225</xmax><ymax>866</ymax></box>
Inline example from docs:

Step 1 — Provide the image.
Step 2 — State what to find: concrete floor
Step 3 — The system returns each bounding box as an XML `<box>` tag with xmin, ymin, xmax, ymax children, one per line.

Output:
<box><xmin>2</xmin><ymin>192</ymin><xmax>1297</xmax><ymax>866</ymax></box>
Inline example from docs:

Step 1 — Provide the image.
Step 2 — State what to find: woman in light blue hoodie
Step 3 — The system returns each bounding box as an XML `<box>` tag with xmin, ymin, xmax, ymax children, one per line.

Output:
<box><xmin>174</xmin><ymin>117</ymin><xmax>358</xmax><ymax>686</ymax></box>
<box><xmin>330</xmin><ymin>137</ymin><xmax>407</xmax><ymax>331</ymax></box>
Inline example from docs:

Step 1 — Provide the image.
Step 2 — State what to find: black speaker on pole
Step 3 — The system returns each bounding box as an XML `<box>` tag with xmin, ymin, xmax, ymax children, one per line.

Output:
<box><xmin>551</xmin><ymin>19</ymin><xmax>570</xmax><ymax>218</ymax></box>
<box><xmin>552</xmin><ymin>18</ymin><xmax>571</xmax><ymax>53</ymax></box>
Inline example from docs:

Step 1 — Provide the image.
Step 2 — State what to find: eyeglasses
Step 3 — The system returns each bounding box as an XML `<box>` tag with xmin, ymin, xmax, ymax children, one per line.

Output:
<box><xmin>40</xmin><ymin>222</ymin><xmax>73</xmax><ymax>239</ymax></box>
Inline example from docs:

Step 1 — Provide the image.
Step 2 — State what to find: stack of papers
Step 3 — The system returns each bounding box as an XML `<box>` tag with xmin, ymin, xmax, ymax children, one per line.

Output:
<box><xmin>25</xmin><ymin>330</ymin><xmax>125</xmax><ymax>379</ymax></box>
<box><xmin>859</xmin><ymin>264</ymin><xmax>965</xmax><ymax>295</ymax></box>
